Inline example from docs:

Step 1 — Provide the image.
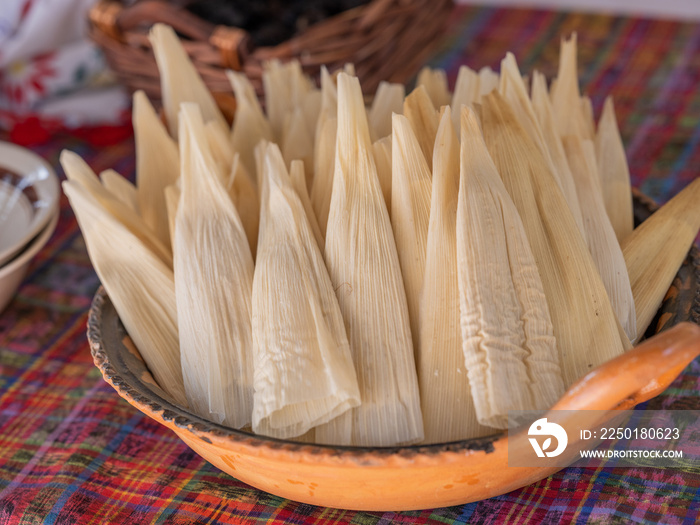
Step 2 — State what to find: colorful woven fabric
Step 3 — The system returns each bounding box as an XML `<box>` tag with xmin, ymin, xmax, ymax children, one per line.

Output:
<box><xmin>1</xmin><ymin>5</ymin><xmax>700</xmax><ymax>524</ymax></box>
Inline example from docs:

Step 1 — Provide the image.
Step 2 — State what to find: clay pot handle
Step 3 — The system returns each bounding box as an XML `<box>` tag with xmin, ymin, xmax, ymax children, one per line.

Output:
<box><xmin>554</xmin><ymin>322</ymin><xmax>700</xmax><ymax>412</ymax></box>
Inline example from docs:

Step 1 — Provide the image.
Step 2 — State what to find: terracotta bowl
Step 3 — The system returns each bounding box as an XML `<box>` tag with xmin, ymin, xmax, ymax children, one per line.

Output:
<box><xmin>86</xmin><ymin>191</ymin><xmax>700</xmax><ymax>511</ymax></box>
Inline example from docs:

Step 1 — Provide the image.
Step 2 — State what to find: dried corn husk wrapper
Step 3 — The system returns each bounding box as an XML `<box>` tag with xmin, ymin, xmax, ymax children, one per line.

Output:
<box><xmin>149</xmin><ymin>23</ymin><xmax>227</xmax><ymax>138</ymax></box>
<box><xmin>552</xmin><ymin>33</ymin><xmax>589</xmax><ymax>140</ymax></box>
<box><xmin>478</xmin><ymin>66</ymin><xmax>499</xmax><ymax>99</ymax></box>
<box><xmin>226</xmin><ymin>155</ymin><xmax>259</xmax><ymax>257</ymax></box>
<box><xmin>458</xmin><ymin>107</ymin><xmax>563</xmax><ymax>428</ymax></box>
<box><xmin>252</xmin><ymin>143</ymin><xmax>360</xmax><ymax>439</ymax></box>
<box><xmin>282</xmin><ymin>107</ymin><xmax>315</xmax><ymax>188</ymax></box>
<box><xmin>263</xmin><ymin>59</ymin><xmax>312</xmax><ymax>142</ymax></box>
<box><xmin>227</xmin><ymin>70</ymin><xmax>273</xmax><ymax>182</ymax></box>
<box><xmin>289</xmin><ymin>160</ymin><xmax>324</xmax><ymax>251</ymax></box>
<box><xmin>419</xmin><ymin>107</ymin><xmax>492</xmax><ymax>442</ymax></box>
<box><xmin>132</xmin><ymin>90</ymin><xmax>180</xmax><ymax>250</ymax></box>
<box><xmin>417</xmin><ymin>67</ymin><xmax>451</xmax><ymax>109</ymax></box>
<box><xmin>369</xmin><ymin>80</ymin><xmax>405</xmax><ymax>141</ymax></box>
<box><xmin>99</xmin><ymin>169</ymin><xmax>138</xmax><ymax>214</ymax></box>
<box><xmin>60</xmin><ymin>150</ymin><xmax>173</xmax><ymax>268</ymax></box>
<box><xmin>404</xmin><ymin>85</ymin><xmax>440</xmax><ymax>164</ymax></box>
<box><xmin>391</xmin><ymin>113</ymin><xmax>432</xmax><ymax>358</ymax></box>
<box><xmin>562</xmin><ymin>135</ymin><xmax>636</xmax><ymax>341</ymax></box>
<box><xmin>372</xmin><ymin>136</ymin><xmax>392</xmax><ymax>212</ymax></box>
<box><xmin>63</xmin><ymin>180</ymin><xmax>187</xmax><ymax>407</ymax></box>
<box><xmin>174</xmin><ymin>103</ymin><xmax>254</xmax><ymax>428</ymax></box>
<box><xmin>596</xmin><ymin>96</ymin><xmax>634</xmax><ymax>244</ymax></box>
<box><xmin>481</xmin><ymin>92</ymin><xmax>626</xmax><ymax>387</ymax></box>
<box><xmin>451</xmin><ymin>65</ymin><xmax>479</xmax><ymax>134</ymax></box>
<box><xmin>623</xmin><ymin>177</ymin><xmax>700</xmax><ymax>342</ymax></box>
<box><xmin>316</xmin><ymin>73</ymin><xmax>423</xmax><ymax>446</ymax></box>
<box><xmin>531</xmin><ymin>71</ymin><xmax>585</xmax><ymax>236</ymax></box>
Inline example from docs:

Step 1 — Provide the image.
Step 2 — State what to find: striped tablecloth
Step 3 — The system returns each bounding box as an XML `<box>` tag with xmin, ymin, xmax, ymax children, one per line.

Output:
<box><xmin>1</xmin><ymin>4</ymin><xmax>700</xmax><ymax>524</ymax></box>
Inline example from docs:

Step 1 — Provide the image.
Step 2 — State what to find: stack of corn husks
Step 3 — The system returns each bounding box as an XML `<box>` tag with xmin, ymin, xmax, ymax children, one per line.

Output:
<box><xmin>64</xmin><ymin>26</ymin><xmax>700</xmax><ymax>446</ymax></box>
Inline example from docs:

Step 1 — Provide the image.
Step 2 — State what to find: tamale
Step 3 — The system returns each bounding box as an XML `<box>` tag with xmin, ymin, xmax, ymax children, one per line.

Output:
<box><xmin>404</xmin><ymin>85</ymin><xmax>440</xmax><ymax>165</ymax></box>
<box><xmin>132</xmin><ymin>90</ymin><xmax>180</xmax><ymax>250</ymax></box>
<box><xmin>531</xmin><ymin>71</ymin><xmax>586</xmax><ymax>235</ymax></box>
<box><xmin>391</xmin><ymin>113</ymin><xmax>432</xmax><ymax>358</ymax></box>
<box><xmin>458</xmin><ymin>107</ymin><xmax>563</xmax><ymax>428</ymax></box>
<box><xmin>174</xmin><ymin>103</ymin><xmax>254</xmax><ymax>428</ymax></box>
<box><xmin>622</xmin><ymin>177</ymin><xmax>700</xmax><ymax>342</ymax></box>
<box><xmin>60</xmin><ymin>150</ymin><xmax>173</xmax><ymax>268</ymax></box>
<box><xmin>164</xmin><ymin>184</ymin><xmax>180</xmax><ymax>249</ymax></box>
<box><xmin>282</xmin><ymin>107</ymin><xmax>314</xmax><ymax>189</ymax></box>
<box><xmin>309</xmin><ymin>67</ymin><xmax>339</xmax><ymax>236</ymax></box>
<box><xmin>251</xmin><ymin>143</ymin><xmax>359</xmax><ymax>439</ymax></box>
<box><xmin>478</xmin><ymin>66</ymin><xmax>500</xmax><ymax>99</ymax></box>
<box><xmin>99</xmin><ymin>169</ymin><xmax>138</xmax><ymax>214</ymax></box>
<box><xmin>63</xmin><ymin>180</ymin><xmax>187</xmax><ymax>407</ymax></box>
<box><xmin>596</xmin><ymin>96</ymin><xmax>634</xmax><ymax>244</ymax></box>
<box><xmin>581</xmin><ymin>95</ymin><xmax>596</xmax><ymax>140</ymax></box>
<box><xmin>226</xmin><ymin>154</ymin><xmax>260</xmax><ymax>258</ymax></box>
<box><xmin>562</xmin><ymin>135</ymin><xmax>637</xmax><ymax>342</ymax></box>
<box><xmin>148</xmin><ymin>24</ymin><xmax>227</xmax><ymax>138</ymax></box>
<box><xmin>451</xmin><ymin>65</ymin><xmax>479</xmax><ymax>134</ymax></box>
<box><xmin>205</xmin><ymin>119</ymin><xmax>235</xmax><ymax>179</ymax></box>
<box><xmin>315</xmin><ymin>73</ymin><xmax>423</xmax><ymax>446</ymax></box>
<box><xmin>310</xmin><ymin>116</ymin><xmax>338</xmax><ymax>237</ymax></box>
<box><xmin>263</xmin><ymin>59</ymin><xmax>311</xmax><ymax>141</ymax></box>
<box><xmin>416</xmin><ymin>67</ymin><xmax>451</xmax><ymax>109</ymax></box>
<box><xmin>227</xmin><ymin>70</ymin><xmax>274</xmax><ymax>182</ymax></box>
<box><xmin>368</xmin><ymin>81</ymin><xmax>405</xmax><ymax>141</ymax></box>
<box><xmin>481</xmin><ymin>92</ymin><xmax>626</xmax><ymax>387</ymax></box>
<box><xmin>372</xmin><ymin>136</ymin><xmax>392</xmax><ymax>212</ymax></box>
<box><xmin>419</xmin><ymin>107</ymin><xmax>493</xmax><ymax>442</ymax></box>
<box><xmin>289</xmin><ymin>159</ymin><xmax>324</xmax><ymax>252</ymax></box>
<box><xmin>551</xmin><ymin>34</ymin><xmax>589</xmax><ymax>139</ymax></box>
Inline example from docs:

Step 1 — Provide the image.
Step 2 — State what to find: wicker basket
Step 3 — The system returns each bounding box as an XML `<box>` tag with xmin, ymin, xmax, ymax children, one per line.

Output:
<box><xmin>89</xmin><ymin>0</ymin><xmax>454</xmax><ymax>121</ymax></box>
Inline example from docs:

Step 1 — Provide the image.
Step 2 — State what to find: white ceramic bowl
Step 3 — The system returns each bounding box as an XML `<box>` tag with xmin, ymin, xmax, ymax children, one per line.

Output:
<box><xmin>0</xmin><ymin>141</ymin><xmax>60</xmax><ymax>266</ymax></box>
<box><xmin>0</xmin><ymin>211</ymin><xmax>59</xmax><ymax>313</ymax></box>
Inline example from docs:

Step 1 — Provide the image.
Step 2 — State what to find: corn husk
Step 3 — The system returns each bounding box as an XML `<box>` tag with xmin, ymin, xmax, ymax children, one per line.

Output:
<box><xmin>404</xmin><ymin>85</ymin><xmax>439</xmax><ymax>165</ymax></box>
<box><xmin>63</xmin><ymin>180</ymin><xmax>187</xmax><ymax>407</ymax></box>
<box><xmin>315</xmin><ymin>73</ymin><xmax>423</xmax><ymax>446</ymax></box>
<box><xmin>551</xmin><ymin>34</ymin><xmax>589</xmax><ymax>139</ymax></box>
<box><xmin>60</xmin><ymin>150</ymin><xmax>173</xmax><ymax>268</ymax></box>
<box><xmin>451</xmin><ymin>65</ymin><xmax>479</xmax><ymax>135</ymax></box>
<box><xmin>290</xmin><ymin>159</ymin><xmax>324</xmax><ymax>252</ymax></box>
<box><xmin>174</xmin><ymin>103</ymin><xmax>254</xmax><ymax>428</ymax></box>
<box><xmin>622</xmin><ymin>177</ymin><xmax>700</xmax><ymax>342</ymax></box>
<box><xmin>149</xmin><ymin>24</ymin><xmax>227</xmax><ymax>138</ymax></box>
<box><xmin>226</xmin><ymin>154</ymin><xmax>260</xmax><ymax>257</ymax></box>
<box><xmin>132</xmin><ymin>90</ymin><xmax>180</xmax><ymax>250</ymax></box>
<box><xmin>419</xmin><ymin>107</ymin><xmax>492</xmax><ymax>442</ymax></box>
<box><xmin>481</xmin><ymin>92</ymin><xmax>626</xmax><ymax>387</ymax></box>
<box><xmin>372</xmin><ymin>136</ymin><xmax>392</xmax><ymax>212</ymax></box>
<box><xmin>99</xmin><ymin>169</ymin><xmax>138</xmax><ymax>214</ymax></box>
<box><xmin>282</xmin><ymin>107</ymin><xmax>314</xmax><ymax>189</ymax></box>
<box><xmin>309</xmin><ymin>68</ymin><xmax>339</xmax><ymax>237</ymax></box>
<box><xmin>581</xmin><ymin>95</ymin><xmax>596</xmax><ymax>140</ymax></box>
<box><xmin>391</xmin><ymin>113</ymin><xmax>432</xmax><ymax>358</ymax></box>
<box><xmin>478</xmin><ymin>66</ymin><xmax>500</xmax><ymax>99</ymax></box>
<box><xmin>251</xmin><ymin>143</ymin><xmax>359</xmax><ymax>439</ymax></box>
<box><xmin>368</xmin><ymin>80</ymin><xmax>404</xmax><ymax>141</ymax></box>
<box><xmin>562</xmin><ymin>135</ymin><xmax>636</xmax><ymax>342</ymax></box>
<box><xmin>417</xmin><ymin>66</ymin><xmax>451</xmax><ymax>109</ymax></box>
<box><xmin>531</xmin><ymin>71</ymin><xmax>586</xmax><ymax>236</ymax></box>
<box><xmin>205</xmin><ymin>119</ymin><xmax>235</xmax><ymax>178</ymax></box>
<box><xmin>458</xmin><ymin>107</ymin><xmax>564</xmax><ymax>428</ymax></box>
<box><xmin>263</xmin><ymin>59</ymin><xmax>311</xmax><ymax>141</ymax></box>
<box><xmin>164</xmin><ymin>184</ymin><xmax>180</xmax><ymax>248</ymax></box>
<box><xmin>227</xmin><ymin>70</ymin><xmax>274</xmax><ymax>182</ymax></box>
<box><xmin>596</xmin><ymin>96</ymin><xmax>634</xmax><ymax>244</ymax></box>
<box><xmin>301</xmin><ymin>88</ymin><xmax>323</xmax><ymax>135</ymax></box>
